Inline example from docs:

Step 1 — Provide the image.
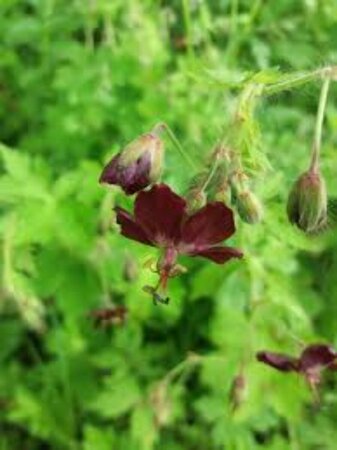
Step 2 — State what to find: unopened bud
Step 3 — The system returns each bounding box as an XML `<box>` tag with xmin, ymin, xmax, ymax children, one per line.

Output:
<box><xmin>236</xmin><ymin>190</ymin><xmax>263</xmax><ymax>224</ymax></box>
<box><xmin>287</xmin><ymin>170</ymin><xmax>327</xmax><ymax>233</ymax></box>
<box><xmin>150</xmin><ymin>383</ymin><xmax>172</xmax><ymax>427</ymax></box>
<box><xmin>229</xmin><ymin>373</ymin><xmax>246</xmax><ymax>412</ymax></box>
<box><xmin>185</xmin><ymin>172</ymin><xmax>208</xmax><ymax>213</ymax></box>
<box><xmin>186</xmin><ymin>189</ymin><xmax>207</xmax><ymax>214</ymax></box>
<box><xmin>123</xmin><ymin>254</ymin><xmax>139</xmax><ymax>282</ymax></box>
<box><xmin>214</xmin><ymin>177</ymin><xmax>231</xmax><ymax>205</ymax></box>
<box><xmin>99</xmin><ymin>124</ymin><xmax>165</xmax><ymax>195</ymax></box>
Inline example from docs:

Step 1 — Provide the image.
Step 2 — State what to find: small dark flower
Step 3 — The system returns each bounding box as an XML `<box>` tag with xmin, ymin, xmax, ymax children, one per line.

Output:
<box><xmin>287</xmin><ymin>169</ymin><xmax>327</xmax><ymax>233</ymax></box>
<box><xmin>89</xmin><ymin>306</ymin><xmax>128</xmax><ymax>328</ymax></box>
<box><xmin>115</xmin><ymin>184</ymin><xmax>243</xmax><ymax>295</ymax></box>
<box><xmin>257</xmin><ymin>343</ymin><xmax>337</xmax><ymax>388</ymax></box>
<box><xmin>99</xmin><ymin>125</ymin><xmax>165</xmax><ymax>195</ymax></box>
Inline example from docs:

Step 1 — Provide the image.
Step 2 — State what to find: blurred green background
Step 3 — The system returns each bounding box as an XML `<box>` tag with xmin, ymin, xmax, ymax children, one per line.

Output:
<box><xmin>1</xmin><ymin>1</ymin><xmax>337</xmax><ymax>449</ymax></box>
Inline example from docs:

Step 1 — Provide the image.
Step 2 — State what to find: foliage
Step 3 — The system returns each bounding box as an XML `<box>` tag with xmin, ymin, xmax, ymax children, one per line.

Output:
<box><xmin>1</xmin><ymin>1</ymin><xmax>337</xmax><ymax>449</ymax></box>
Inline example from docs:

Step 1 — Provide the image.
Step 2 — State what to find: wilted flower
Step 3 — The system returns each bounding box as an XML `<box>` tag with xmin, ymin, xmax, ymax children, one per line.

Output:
<box><xmin>115</xmin><ymin>184</ymin><xmax>243</xmax><ymax>296</ymax></box>
<box><xmin>99</xmin><ymin>124</ymin><xmax>165</xmax><ymax>195</ymax></box>
<box><xmin>287</xmin><ymin>169</ymin><xmax>327</xmax><ymax>233</ymax></box>
<box><xmin>89</xmin><ymin>306</ymin><xmax>128</xmax><ymax>328</ymax></box>
<box><xmin>257</xmin><ymin>343</ymin><xmax>337</xmax><ymax>388</ymax></box>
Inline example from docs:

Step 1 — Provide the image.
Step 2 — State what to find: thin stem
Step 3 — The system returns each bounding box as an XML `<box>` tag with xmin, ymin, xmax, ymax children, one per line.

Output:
<box><xmin>310</xmin><ymin>76</ymin><xmax>331</xmax><ymax>172</ymax></box>
<box><xmin>161</xmin><ymin>353</ymin><xmax>203</xmax><ymax>388</ymax></box>
<box><xmin>160</xmin><ymin>123</ymin><xmax>199</xmax><ymax>171</ymax></box>
<box><xmin>288</xmin><ymin>422</ymin><xmax>300</xmax><ymax>450</ymax></box>
<box><xmin>181</xmin><ymin>0</ymin><xmax>194</xmax><ymax>62</ymax></box>
<box><xmin>264</xmin><ymin>71</ymin><xmax>321</xmax><ymax>96</ymax></box>
<box><xmin>200</xmin><ymin>158</ymin><xmax>219</xmax><ymax>193</ymax></box>
<box><xmin>264</xmin><ymin>66</ymin><xmax>336</xmax><ymax>96</ymax></box>
<box><xmin>201</xmin><ymin>66</ymin><xmax>337</xmax><ymax>96</ymax></box>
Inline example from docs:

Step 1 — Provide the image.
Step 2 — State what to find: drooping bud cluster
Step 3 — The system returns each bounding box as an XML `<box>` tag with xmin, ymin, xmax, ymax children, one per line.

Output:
<box><xmin>184</xmin><ymin>142</ymin><xmax>264</xmax><ymax>227</ymax></box>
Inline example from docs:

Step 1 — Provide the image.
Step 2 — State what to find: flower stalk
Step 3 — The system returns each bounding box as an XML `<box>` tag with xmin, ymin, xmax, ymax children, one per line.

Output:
<box><xmin>310</xmin><ymin>76</ymin><xmax>331</xmax><ymax>172</ymax></box>
<box><xmin>262</xmin><ymin>66</ymin><xmax>337</xmax><ymax>96</ymax></box>
<box><xmin>159</xmin><ymin>122</ymin><xmax>199</xmax><ymax>171</ymax></box>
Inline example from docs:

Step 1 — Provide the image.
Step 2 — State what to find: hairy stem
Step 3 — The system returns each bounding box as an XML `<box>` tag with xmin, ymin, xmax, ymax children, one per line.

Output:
<box><xmin>200</xmin><ymin>158</ymin><xmax>219</xmax><ymax>192</ymax></box>
<box><xmin>310</xmin><ymin>76</ymin><xmax>331</xmax><ymax>172</ymax></box>
<box><xmin>159</xmin><ymin>123</ymin><xmax>199</xmax><ymax>171</ymax></box>
<box><xmin>264</xmin><ymin>66</ymin><xmax>336</xmax><ymax>96</ymax></box>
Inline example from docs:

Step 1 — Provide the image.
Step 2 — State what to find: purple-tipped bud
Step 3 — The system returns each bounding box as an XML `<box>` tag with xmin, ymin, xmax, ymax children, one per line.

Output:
<box><xmin>99</xmin><ymin>125</ymin><xmax>165</xmax><ymax>195</ymax></box>
<box><xmin>287</xmin><ymin>170</ymin><xmax>327</xmax><ymax>233</ymax></box>
<box><xmin>236</xmin><ymin>190</ymin><xmax>263</xmax><ymax>224</ymax></box>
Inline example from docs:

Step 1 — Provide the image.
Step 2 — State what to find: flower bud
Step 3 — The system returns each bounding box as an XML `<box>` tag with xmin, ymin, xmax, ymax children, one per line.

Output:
<box><xmin>123</xmin><ymin>254</ymin><xmax>139</xmax><ymax>282</ymax></box>
<box><xmin>287</xmin><ymin>170</ymin><xmax>327</xmax><ymax>233</ymax></box>
<box><xmin>185</xmin><ymin>172</ymin><xmax>208</xmax><ymax>214</ymax></box>
<box><xmin>99</xmin><ymin>124</ymin><xmax>165</xmax><ymax>195</ymax></box>
<box><xmin>150</xmin><ymin>383</ymin><xmax>172</xmax><ymax>427</ymax></box>
<box><xmin>186</xmin><ymin>189</ymin><xmax>207</xmax><ymax>214</ymax></box>
<box><xmin>214</xmin><ymin>177</ymin><xmax>231</xmax><ymax>205</ymax></box>
<box><xmin>229</xmin><ymin>373</ymin><xmax>246</xmax><ymax>412</ymax></box>
<box><xmin>236</xmin><ymin>190</ymin><xmax>263</xmax><ymax>224</ymax></box>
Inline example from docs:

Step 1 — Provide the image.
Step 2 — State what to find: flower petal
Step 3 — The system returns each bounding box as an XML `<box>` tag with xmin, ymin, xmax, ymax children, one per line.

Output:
<box><xmin>115</xmin><ymin>207</ymin><xmax>153</xmax><ymax>246</ymax></box>
<box><xmin>99</xmin><ymin>154</ymin><xmax>121</xmax><ymax>184</ymax></box>
<box><xmin>256</xmin><ymin>351</ymin><xmax>299</xmax><ymax>372</ymax></box>
<box><xmin>100</xmin><ymin>153</ymin><xmax>152</xmax><ymax>195</ymax></box>
<box><xmin>189</xmin><ymin>246</ymin><xmax>243</xmax><ymax>264</ymax></box>
<box><xmin>134</xmin><ymin>184</ymin><xmax>186</xmax><ymax>243</ymax></box>
<box><xmin>181</xmin><ymin>202</ymin><xmax>235</xmax><ymax>247</ymax></box>
<box><xmin>121</xmin><ymin>155</ymin><xmax>152</xmax><ymax>195</ymax></box>
<box><xmin>299</xmin><ymin>344</ymin><xmax>337</xmax><ymax>371</ymax></box>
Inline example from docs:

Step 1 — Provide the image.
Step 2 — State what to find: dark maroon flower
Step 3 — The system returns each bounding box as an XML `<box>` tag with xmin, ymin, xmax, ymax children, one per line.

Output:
<box><xmin>256</xmin><ymin>351</ymin><xmax>299</xmax><ymax>372</ymax></box>
<box><xmin>99</xmin><ymin>125</ymin><xmax>164</xmax><ymax>195</ymax></box>
<box><xmin>257</xmin><ymin>343</ymin><xmax>337</xmax><ymax>388</ymax></box>
<box><xmin>115</xmin><ymin>184</ymin><xmax>243</xmax><ymax>294</ymax></box>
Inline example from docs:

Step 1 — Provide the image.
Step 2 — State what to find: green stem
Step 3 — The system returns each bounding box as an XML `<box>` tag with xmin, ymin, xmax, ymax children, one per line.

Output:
<box><xmin>310</xmin><ymin>76</ymin><xmax>331</xmax><ymax>172</ymax></box>
<box><xmin>202</xmin><ymin>66</ymin><xmax>337</xmax><ymax>96</ymax></box>
<box><xmin>181</xmin><ymin>0</ymin><xmax>194</xmax><ymax>62</ymax></box>
<box><xmin>200</xmin><ymin>158</ymin><xmax>219</xmax><ymax>192</ymax></box>
<box><xmin>264</xmin><ymin>67</ymin><xmax>335</xmax><ymax>96</ymax></box>
<box><xmin>160</xmin><ymin>353</ymin><xmax>202</xmax><ymax>388</ymax></box>
<box><xmin>160</xmin><ymin>123</ymin><xmax>199</xmax><ymax>171</ymax></box>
